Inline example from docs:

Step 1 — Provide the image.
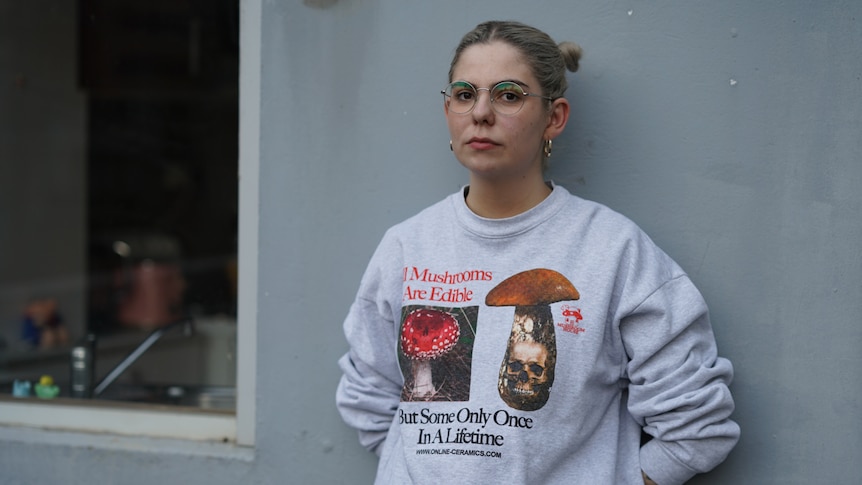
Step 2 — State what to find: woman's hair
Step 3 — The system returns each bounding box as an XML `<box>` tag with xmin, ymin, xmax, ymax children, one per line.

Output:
<box><xmin>448</xmin><ymin>20</ymin><xmax>582</xmax><ymax>101</ymax></box>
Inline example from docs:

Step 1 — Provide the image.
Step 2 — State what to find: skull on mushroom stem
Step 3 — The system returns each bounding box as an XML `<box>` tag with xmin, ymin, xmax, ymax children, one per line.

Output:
<box><xmin>497</xmin><ymin>305</ymin><xmax>556</xmax><ymax>411</ymax></box>
<box><xmin>506</xmin><ymin>340</ymin><xmax>550</xmax><ymax>394</ymax></box>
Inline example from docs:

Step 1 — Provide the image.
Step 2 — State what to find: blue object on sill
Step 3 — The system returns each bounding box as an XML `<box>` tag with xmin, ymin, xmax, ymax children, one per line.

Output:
<box><xmin>12</xmin><ymin>380</ymin><xmax>31</xmax><ymax>398</ymax></box>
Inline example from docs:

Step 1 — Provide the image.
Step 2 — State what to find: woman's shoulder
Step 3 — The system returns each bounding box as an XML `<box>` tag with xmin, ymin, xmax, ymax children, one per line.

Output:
<box><xmin>379</xmin><ymin>190</ymin><xmax>461</xmax><ymax>240</ymax></box>
<box><xmin>556</xmin><ymin>185</ymin><xmax>674</xmax><ymax>263</ymax></box>
<box><xmin>557</xmin><ymin>185</ymin><xmax>643</xmax><ymax>233</ymax></box>
<box><xmin>408</xmin><ymin>191</ymin><xmax>459</xmax><ymax>223</ymax></box>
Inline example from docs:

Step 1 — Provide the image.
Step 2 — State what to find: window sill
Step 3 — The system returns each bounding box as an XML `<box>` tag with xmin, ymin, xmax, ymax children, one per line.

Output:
<box><xmin>0</xmin><ymin>396</ymin><xmax>235</xmax><ymax>443</ymax></box>
<box><xmin>0</xmin><ymin>423</ymin><xmax>254</xmax><ymax>461</ymax></box>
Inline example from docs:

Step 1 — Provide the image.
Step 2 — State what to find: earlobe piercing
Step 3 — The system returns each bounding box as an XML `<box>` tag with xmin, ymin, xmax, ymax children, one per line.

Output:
<box><xmin>543</xmin><ymin>139</ymin><xmax>553</xmax><ymax>158</ymax></box>
<box><xmin>450</xmin><ymin>140</ymin><xmax>454</xmax><ymax>151</ymax></box>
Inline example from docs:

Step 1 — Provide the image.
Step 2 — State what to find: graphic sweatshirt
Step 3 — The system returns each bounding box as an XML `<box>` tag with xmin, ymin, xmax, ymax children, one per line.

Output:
<box><xmin>337</xmin><ymin>184</ymin><xmax>739</xmax><ymax>485</ymax></box>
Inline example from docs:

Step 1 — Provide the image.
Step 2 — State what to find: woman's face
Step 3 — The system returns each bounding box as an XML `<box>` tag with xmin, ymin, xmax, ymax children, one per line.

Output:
<box><xmin>445</xmin><ymin>41</ymin><xmax>564</xmax><ymax>183</ymax></box>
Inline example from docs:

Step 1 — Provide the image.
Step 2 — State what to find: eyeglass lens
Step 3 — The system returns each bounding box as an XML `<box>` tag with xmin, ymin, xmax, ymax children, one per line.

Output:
<box><xmin>445</xmin><ymin>81</ymin><xmax>528</xmax><ymax>115</ymax></box>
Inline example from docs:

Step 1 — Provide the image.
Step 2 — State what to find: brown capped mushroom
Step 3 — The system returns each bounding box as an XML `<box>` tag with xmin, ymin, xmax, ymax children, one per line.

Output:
<box><xmin>486</xmin><ymin>268</ymin><xmax>579</xmax><ymax>411</ymax></box>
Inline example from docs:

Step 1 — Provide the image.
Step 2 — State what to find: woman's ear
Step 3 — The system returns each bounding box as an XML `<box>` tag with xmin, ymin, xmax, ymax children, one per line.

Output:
<box><xmin>543</xmin><ymin>98</ymin><xmax>570</xmax><ymax>140</ymax></box>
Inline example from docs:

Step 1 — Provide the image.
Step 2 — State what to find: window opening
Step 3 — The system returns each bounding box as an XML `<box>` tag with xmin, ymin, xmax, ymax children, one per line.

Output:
<box><xmin>1</xmin><ymin>0</ymin><xmax>241</xmax><ymax>417</ymax></box>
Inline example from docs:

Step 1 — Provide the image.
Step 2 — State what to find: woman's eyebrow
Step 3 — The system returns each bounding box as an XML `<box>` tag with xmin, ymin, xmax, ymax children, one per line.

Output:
<box><xmin>454</xmin><ymin>79</ymin><xmax>531</xmax><ymax>89</ymax></box>
<box><xmin>493</xmin><ymin>79</ymin><xmax>533</xmax><ymax>90</ymax></box>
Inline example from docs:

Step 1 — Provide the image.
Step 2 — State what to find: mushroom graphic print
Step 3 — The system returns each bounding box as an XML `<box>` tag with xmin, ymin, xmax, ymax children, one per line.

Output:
<box><xmin>486</xmin><ymin>269</ymin><xmax>579</xmax><ymax>411</ymax></box>
<box><xmin>398</xmin><ymin>306</ymin><xmax>478</xmax><ymax>402</ymax></box>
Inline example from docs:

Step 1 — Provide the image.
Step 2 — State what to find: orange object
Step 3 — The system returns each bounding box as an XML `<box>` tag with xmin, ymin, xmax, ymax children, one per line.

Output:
<box><xmin>117</xmin><ymin>261</ymin><xmax>186</xmax><ymax>329</ymax></box>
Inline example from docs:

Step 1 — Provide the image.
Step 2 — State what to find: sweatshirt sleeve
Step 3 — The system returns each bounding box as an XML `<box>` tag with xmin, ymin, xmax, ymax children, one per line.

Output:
<box><xmin>620</xmin><ymin>274</ymin><xmax>740</xmax><ymax>485</ymax></box>
<box><xmin>336</xmin><ymin>236</ymin><xmax>404</xmax><ymax>455</ymax></box>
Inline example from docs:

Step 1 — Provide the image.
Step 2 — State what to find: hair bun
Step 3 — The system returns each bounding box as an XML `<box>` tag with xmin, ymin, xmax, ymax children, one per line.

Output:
<box><xmin>558</xmin><ymin>41</ymin><xmax>583</xmax><ymax>73</ymax></box>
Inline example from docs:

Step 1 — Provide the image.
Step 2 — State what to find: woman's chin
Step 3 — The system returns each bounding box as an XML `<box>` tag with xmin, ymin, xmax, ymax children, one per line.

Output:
<box><xmin>458</xmin><ymin>155</ymin><xmax>503</xmax><ymax>177</ymax></box>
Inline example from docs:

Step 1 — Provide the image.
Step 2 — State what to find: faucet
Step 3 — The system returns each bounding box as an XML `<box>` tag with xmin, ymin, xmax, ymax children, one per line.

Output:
<box><xmin>70</xmin><ymin>318</ymin><xmax>194</xmax><ymax>398</ymax></box>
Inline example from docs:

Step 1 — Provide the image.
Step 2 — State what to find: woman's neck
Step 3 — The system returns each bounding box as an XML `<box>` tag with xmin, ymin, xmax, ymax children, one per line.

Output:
<box><xmin>465</xmin><ymin>175</ymin><xmax>552</xmax><ymax>219</ymax></box>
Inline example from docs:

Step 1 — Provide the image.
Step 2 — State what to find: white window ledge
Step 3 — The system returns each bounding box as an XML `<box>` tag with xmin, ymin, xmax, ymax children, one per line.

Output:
<box><xmin>0</xmin><ymin>398</ymin><xmax>235</xmax><ymax>443</ymax></box>
<box><xmin>0</xmin><ymin>421</ymin><xmax>254</xmax><ymax>461</ymax></box>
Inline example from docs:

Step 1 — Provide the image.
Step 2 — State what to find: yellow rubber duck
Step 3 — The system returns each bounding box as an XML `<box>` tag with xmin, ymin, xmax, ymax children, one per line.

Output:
<box><xmin>34</xmin><ymin>375</ymin><xmax>60</xmax><ymax>399</ymax></box>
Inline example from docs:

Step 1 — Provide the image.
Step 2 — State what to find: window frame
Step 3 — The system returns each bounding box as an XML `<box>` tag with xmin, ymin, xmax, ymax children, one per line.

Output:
<box><xmin>0</xmin><ymin>0</ymin><xmax>260</xmax><ymax>448</ymax></box>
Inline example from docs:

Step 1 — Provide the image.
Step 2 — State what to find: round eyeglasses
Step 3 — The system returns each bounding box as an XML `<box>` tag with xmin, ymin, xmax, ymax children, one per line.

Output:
<box><xmin>441</xmin><ymin>80</ymin><xmax>554</xmax><ymax>116</ymax></box>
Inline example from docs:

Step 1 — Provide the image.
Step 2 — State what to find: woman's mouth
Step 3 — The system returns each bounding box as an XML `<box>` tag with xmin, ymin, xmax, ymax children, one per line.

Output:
<box><xmin>467</xmin><ymin>137</ymin><xmax>498</xmax><ymax>150</ymax></box>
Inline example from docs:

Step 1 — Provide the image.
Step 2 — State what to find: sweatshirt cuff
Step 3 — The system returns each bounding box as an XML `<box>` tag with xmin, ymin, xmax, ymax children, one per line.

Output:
<box><xmin>640</xmin><ymin>440</ymin><xmax>697</xmax><ymax>485</ymax></box>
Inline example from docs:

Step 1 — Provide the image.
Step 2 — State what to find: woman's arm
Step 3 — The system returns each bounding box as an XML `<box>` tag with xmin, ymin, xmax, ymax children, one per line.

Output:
<box><xmin>643</xmin><ymin>470</ymin><xmax>658</xmax><ymax>485</ymax></box>
<box><xmin>623</xmin><ymin>275</ymin><xmax>740</xmax><ymax>485</ymax></box>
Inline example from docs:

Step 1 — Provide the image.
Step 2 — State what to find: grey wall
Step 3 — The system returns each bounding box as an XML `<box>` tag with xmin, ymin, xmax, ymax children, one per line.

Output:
<box><xmin>261</xmin><ymin>1</ymin><xmax>862</xmax><ymax>483</ymax></box>
<box><xmin>2</xmin><ymin>1</ymin><xmax>860</xmax><ymax>484</ymax></box>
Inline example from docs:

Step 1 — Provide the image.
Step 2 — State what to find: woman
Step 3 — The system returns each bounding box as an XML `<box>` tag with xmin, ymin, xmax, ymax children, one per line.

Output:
<box><xmin>337</xmin><ymin>20</ymin><xmax>739</xmax><ymax>485</ymax></box>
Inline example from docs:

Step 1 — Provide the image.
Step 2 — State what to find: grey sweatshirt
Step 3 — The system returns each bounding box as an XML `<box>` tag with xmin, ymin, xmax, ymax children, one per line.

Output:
<box><xmin>337</xmin><ymin>184</ymin><xmax>739</xmax><ymax>485</ymax></box>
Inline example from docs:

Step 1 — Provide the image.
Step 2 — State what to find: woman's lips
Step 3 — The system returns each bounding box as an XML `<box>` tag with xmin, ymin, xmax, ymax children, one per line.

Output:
<box><xmin>467</xmin><ymin>138</ymin><xmax>498</xmax><ymax>150</ymax></box>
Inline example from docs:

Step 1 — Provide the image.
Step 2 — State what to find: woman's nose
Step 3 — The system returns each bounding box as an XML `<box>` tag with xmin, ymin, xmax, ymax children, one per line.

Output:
<box><xmin>471</xmin><ymin>90</ymin><xmax>495</xmax><ymax>122</ymax></box>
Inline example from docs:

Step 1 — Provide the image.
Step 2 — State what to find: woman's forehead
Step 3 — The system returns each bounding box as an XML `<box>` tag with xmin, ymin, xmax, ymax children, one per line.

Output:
<box><xmin>452</xmin><ymin>41</ymin><xmax>536</xmax><ymax>88</ymax></box>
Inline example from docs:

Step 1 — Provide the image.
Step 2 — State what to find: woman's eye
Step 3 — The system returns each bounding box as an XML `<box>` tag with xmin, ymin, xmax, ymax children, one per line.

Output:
<box><xmin>496</xmin><ymin>90</ymin><xmax>522</xmax><ymax>103</ymax></box>
<box><xmin>454</xmin><ymin>90</ymin><xmax>474</xmax><ymax>101</ymax></box>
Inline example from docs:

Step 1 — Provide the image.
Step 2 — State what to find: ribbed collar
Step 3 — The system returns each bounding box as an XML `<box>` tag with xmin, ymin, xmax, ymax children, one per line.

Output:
<box><xmin>450</xmin><ymin>181</ymin><xmax>570</xmax><ymax>239</ymax></box>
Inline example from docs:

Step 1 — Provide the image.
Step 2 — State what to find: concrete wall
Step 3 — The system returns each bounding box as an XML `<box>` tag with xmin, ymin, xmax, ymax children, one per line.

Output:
<box><xmin>1</xmin><ymin>1</ymin><xmax>860</xmax><ymax>484</ymax></box>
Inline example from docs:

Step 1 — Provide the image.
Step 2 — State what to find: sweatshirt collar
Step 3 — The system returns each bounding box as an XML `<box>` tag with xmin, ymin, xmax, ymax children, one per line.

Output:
<box><xmin>451</xmin><ymin>181</ymin><xmax>569</xmax><ymax>238</ymax></box>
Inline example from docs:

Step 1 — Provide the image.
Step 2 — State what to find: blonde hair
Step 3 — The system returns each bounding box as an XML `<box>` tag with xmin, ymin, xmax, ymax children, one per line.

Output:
<box><xmin>448</xmin><ymin>21</ymin><xmax>582</xmax><ymax>100</ymax></box>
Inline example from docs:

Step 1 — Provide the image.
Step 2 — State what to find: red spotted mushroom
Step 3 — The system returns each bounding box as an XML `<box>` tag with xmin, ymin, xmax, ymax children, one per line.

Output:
<box><xmin>400</xmin><ymin>308</ymin><xmax>460</xmax><ymax>400</ymax></box>
<box><xmin>486</xmin><ymin>268</ymin><xmax>579</xmax><ymax>411</ymax></box>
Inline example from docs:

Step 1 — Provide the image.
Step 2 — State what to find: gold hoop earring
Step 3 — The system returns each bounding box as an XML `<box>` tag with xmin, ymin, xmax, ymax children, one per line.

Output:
<box><xmin>543</xmin><ymin>139</ymin><xmax>553</xmax><ymax>158</ymax></box>
<box><xmin>450</xmin><ymin>140</ymin><xmax>453</xmax><ymax>151</ymax></box>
